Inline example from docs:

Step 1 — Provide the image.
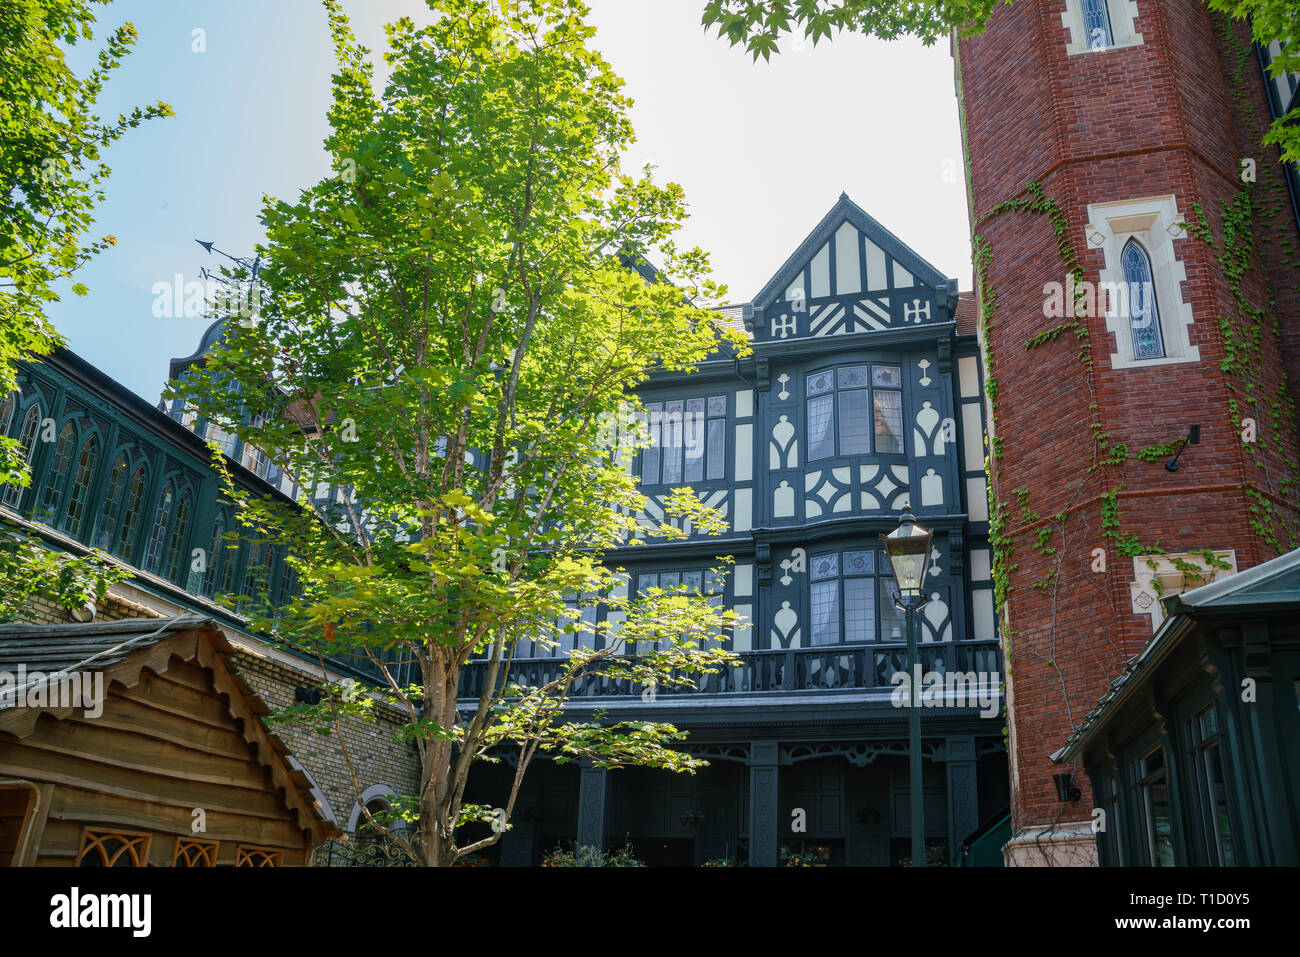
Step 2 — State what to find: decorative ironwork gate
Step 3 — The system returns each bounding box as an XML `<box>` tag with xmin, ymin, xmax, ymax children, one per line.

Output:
<box><xmin>311</xmin><ymin>838</ymin><xmax>420</xmax><ymax>867</ymax></box>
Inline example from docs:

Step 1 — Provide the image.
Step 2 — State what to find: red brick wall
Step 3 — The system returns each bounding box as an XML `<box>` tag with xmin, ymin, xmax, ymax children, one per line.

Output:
<box><xmin>957</xmin><ymin>0</ymin><xmax>1300</xmax><ymax>836</ymax></box>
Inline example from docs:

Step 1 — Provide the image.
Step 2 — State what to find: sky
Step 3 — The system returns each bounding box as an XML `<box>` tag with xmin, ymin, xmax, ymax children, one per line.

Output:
<box><xmin>50</xmin><ymin>0</ymin><xmax>972</xmax><ymax>405</ymax></box>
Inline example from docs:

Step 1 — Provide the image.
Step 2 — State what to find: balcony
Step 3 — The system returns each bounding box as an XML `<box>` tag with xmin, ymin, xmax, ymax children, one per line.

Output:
<box><xmin>458</xmin><ymin>639</ymin><xmax>1001</xmax><ymax>701</ymax></box>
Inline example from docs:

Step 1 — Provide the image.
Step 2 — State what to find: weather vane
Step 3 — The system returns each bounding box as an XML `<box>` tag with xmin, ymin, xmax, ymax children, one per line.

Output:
<box><xmin>194</xmin><ymin>239</ymin><xmax>265</xmax><ymax>326</ymax></box>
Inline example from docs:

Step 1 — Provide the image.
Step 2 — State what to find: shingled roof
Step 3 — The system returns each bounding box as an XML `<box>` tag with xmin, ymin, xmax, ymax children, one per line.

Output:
<box><xmin>0</xmin><ymin>614</ymin><xmax>210</xmax><ymax>687</ymax></box>
<box><xmin>954</xmin><ymin>291</ymin><xmax>978</xmax><ymax>336</ymax></box>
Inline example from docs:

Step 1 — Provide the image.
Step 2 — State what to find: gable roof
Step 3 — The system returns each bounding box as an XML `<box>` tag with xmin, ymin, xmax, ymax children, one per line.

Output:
<box><xmin>753</xmin><ymin>192</ymin><xmax>952</xmax><ymax>309</ymax></box>
<box><xmin>0</xmin><ymin>614</ymin><xmax>337</xmax><ymax>843</ymax></box>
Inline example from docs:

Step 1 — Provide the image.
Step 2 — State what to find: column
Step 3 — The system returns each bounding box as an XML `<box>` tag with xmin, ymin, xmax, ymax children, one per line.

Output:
<box><xmin>576</xmin><ymin>760</ymin><xmax>608</xmax><ymax>851</ymax></box>
<box><xmin>748</xmin><ymin>741</ymin><xmax>779</xmax><ymax>866</ymax></box>
<box><xmin>945</xmin><ymin>735</ymin><xmax>979</xmax><ymax>863</ymax></box>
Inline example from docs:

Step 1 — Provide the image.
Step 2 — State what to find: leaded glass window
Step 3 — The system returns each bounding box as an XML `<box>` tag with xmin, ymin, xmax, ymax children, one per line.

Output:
<box><xmin>163</xmin><ymin>491</ymin><xmax>193</xmax><ymax>582</ymax></box>
<box><xmin>1122</xmin><ymin>238</ymin><xmax>1165</xmax><ymax>360</ymax></box>
<box><xmin>0</xmin><ymin>392</ymin><xmax>13</xmax><ymax>434</ymax></box>
<box><xmin>808</xmin><ymin>548</ymin><xmax>884</xmax><ymax>644</ymax></box>
<box><xmin>62</xmin><ymin>434</ymin><xmax>99</xmax><ymax>537</ymax></box>
<box><xmin>143</xmin><ymin>483</ymin><xmax>175</xmax><ymax>574</ymax></box>
<box><xmin>640</xmin><ymin>394</ymin><xmax>727</xmax><ymax>486</ymax></box>
<box><xmin>1</xmin><ymin>405</ymin><xmax>41</xmax><ymax>508</ymax></box>
<box><xmin>37</xmin><ymin>424</ymin><xmax>76</xmax><ymax>523</ymax></box>
<box><xmin>94</xmin><ymin>455</ymin><xmax>128</xmax><ymax>550</ymax></box>
<box><xmin>807</xmin><ymin>364</ymin><xmax>903</xmax><ymax>460</ymax></box>
<box><xmin>117</xmin><ymin>465</ymin><xmax>149</xmax><ymax>562</ymax></box>
<box><xmin>203</xmin><ymin>512</ymin><xmax>228</xmax><ymax>596</ymax></box>
<box><xmin>1082</xmin><ymin>0</ymin><xmax>1113</xmax><ymax>49</ymax></box>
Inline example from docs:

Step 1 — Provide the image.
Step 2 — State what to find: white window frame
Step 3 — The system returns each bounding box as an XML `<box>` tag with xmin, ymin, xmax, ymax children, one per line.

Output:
<box><xmin>1085</xmin><ymin>194</ymin><xmax>1199</xmax><ymax>370</ymax></box>
<box><xmin>1061</xmin><ymin>0</ymin><xmax>1144</xmax><ymax>56</ymax></box>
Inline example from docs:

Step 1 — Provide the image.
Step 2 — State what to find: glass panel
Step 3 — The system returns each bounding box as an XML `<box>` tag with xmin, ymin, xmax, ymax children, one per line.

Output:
<box><xmin>879</xmin><ymin>578</ymin><xmax>905</xmax><ymax>642</ymax></box>
<box><xmin>809</xmin><ymin>553</ymin><xmax>838</xmax><ymax>581</ymax></box>
<box><xmin>683</xmin><ymin>571</ymin><xmax>703</xmax><ymax>593</ymax></box>
<box><xmin>707</xmin><ymin>395</ymin><xmax>727</xmax><ymax>417</ymax></box>
<box><xmin>661</xmin><ymin>401</ymin><xmax>683</xmax><ymax>484</ymax></box>
<box><xmin>1121</xmin><ymin>239</ymin><xmax>1165</xmax><ymax>360</ymax></box>
<box><xmin>660</xmin><ymin>572</ymin><xmax>681</xmax><ymax>589</ymax></box>
<box><xmin>873</xmin><ymin>390</ymin><xmax>904</xmax><ymax>455</ymax></box>
<box><xmin>686</xmin><ymin>397</ymin><xmax>705</xmax><ymax>416</ymax></box>
<box><xmin>810</xmin><ymin>580</ymin><xmax>839</xmax><ymax>645</ymax></box>
<box><xmin>638</xmin><ymin>573</ymin><xmax>658</xmax><ymax>594</ymax></box>
<box><xmin>2</xmin><ymin>407</ymin><xmax>41</xmax><ymax>507</ymax></box>
<box><xmin>63</xmin><ymin>436</ymin><xmax>98</xmax><ymax>537</ymax></box>
<box><xmin>117</xmin><ymin>466</ymin><xmax>149</xmax><ymax>562</ymax></box>
<box><xmin>144</xmin><ymin>485</ymin><xmax>174</xmax><ymax>573</ymax></box>
<box><xmin>94</xmin><ymin>456</ymin><xmax>128</xmax><ymax>550</ymax></box>
<box><xmin>1081</xmin><ymin>0</ymin><xmax>1113</xmax><ymax>48</ymax></box>
<box><xmin>806</xmin><ymin>371</ymin><xmax>833</xmax><ymax>396</ymax></box>
<box><xmin>836</xmin><ymin>365</ymin><xmax>868</xmax><ymax>388</ymax></box>
<box><xmin>706</xmin><ymin>419</ymin><xmax>725</xmax><ymax>481</ymax></box>
<box><xmin>838</xmin><ymin>389</ymin><xmax>871</xmax><ymax>455</ymax></box>
<box><xmin>38</xmin><ymin>424</ymin><xmax>76</xmax><ymax>521</ymax></box>
<box><xmin>871</xmin><ymin>365</ymin><xmax>902</xmax><ymax>388</ymax></box>
<box><xmin>807</xmin><ymin>394</ymin><xmax>834</xmax><ymax>460</ymax></box>
<box><xmin>844</xmin><ymin>577</ymin><xmax>875</xmax><ymax>642</ymax></box>
<box><xmin>1200</xmin><ymin>741</ymin><xmax>1235</xmax><ymax>866</ymax></box>
<box><xmin>842</xmin><ymin>550</ymin><xmax>875</xmax><ymax>576</ymax></box>
<box><xmin>683</xmin><ymin>408</ymin><xmax>705</xmax><ymax>483</ymax></box>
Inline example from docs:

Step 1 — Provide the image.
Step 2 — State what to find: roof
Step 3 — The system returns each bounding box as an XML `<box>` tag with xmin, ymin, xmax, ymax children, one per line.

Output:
<box><xmin>1055</xmin><ymin>547</ymin><xmax>1300</xmax><ymax>762</ymax></box>
<box><xmin>0</xmin><ymin>614</ymin><xmax>337</xmax><ymax>840</ymax></box>
<box><xmin>712</xmin><ymin>302</ymin><xmax>753</xmax><ymax>340</ymax></box>
<box><xmin>955</xmin><ymin>291</ymin><xmax>978</xmax><ymax>336</ymax></box>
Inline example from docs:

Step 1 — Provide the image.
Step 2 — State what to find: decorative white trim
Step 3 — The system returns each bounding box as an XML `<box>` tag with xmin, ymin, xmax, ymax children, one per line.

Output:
<box><xmin>1128</xmin><ymin>550</ymin><xmax>1237</xmax><ymax>630</ymax></box>
<box><xmin>1085</xmin><ymin>194</ymin><xmax>1199</xmax><ymax>370</ymax></box>
<box><xmin>1061</xmin><ymin>0</ymin><xmax>1144</xmax><ymax>56</ymax></box>
<box><xmin>347</xmin><ymin>783</ymin><xmax>397</xmax><ymax>833</ymax></box>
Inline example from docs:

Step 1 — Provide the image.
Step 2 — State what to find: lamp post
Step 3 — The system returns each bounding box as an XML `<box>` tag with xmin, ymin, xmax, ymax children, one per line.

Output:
<box><xmin>881</xmin><ymin>508</ymin><xmax>933</xmax><ymax>866</ymax></box>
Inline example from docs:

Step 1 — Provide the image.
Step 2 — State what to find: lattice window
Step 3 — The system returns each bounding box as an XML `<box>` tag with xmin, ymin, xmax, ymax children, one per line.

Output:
<box><xmin>0</xmin><ymin>391</ymin><xmax>13</xmax><ymax>434</ymax></box>
<box><xmin>1</xmin><ymin>405</ymin><xmax>41</xmax><ymax>508</ymax></box>
<box><xmin>808</xmin><ymin>548</ymin><xmax>885</xmax><ymax>644</ymax></box>
<box><xmin>203</xmin><ymin>511</ymin><xmax>228</xmax><ymax>596</ymax></box>
<box><xmin>37</xmin><ymin>423</ymin><xmax>75</xmax><ymax>522</ymax></box>
<box><xmin>77</xmin><ymin>828</ymin><xmax>152</xmax><ymax>867</ymax></box>
<box><xmin>236</xmin><ymin>845</ymin><xmax>282</xmax><ymax>867</ymax></box>
<box><xmin>807</xmin><ymin>364</ymin><xmax>903</xmax><ymax>460</ymax></box>
<box><xmin>173</xmin><ymin>837</ymin><xmax>219</xmax><ymax>867</ymax></box>
<box><xmin>93</xmin><ymin>455</ymin><xmax>128</xmax><ymax>550</ymax></box>
<box><xmin>1081</xmin><ymin>0</ymin><xmax>1113</xmax><ymax>48</ymax></box>
<box><xmin>62</xmin><ymin>434</ymin><xmax>99</xmax><ymax>538</ymax></box>
<box><xmin>640</xmin><ymin>394</ymin><xmax>728</xmax><ymax>487</ymax></box>
<box><xmin>143</xmin><ymin>482</ymin><xmax>175</xmax><ymax>574</ymax></box>
<box><xmin>163</xmin><ymin>491</ymin><xmax>193</xmax><ymax>582</ymax></box>
<box><xmin>117</xmin><ymin>464</ymin><xmax>149</xmax><ymax>562</ymax></box>
<box><xmin>1121</xmin><ymin>238</ymin><xmax>1165</xmax><ymax>360</ymax></box>
<box><xmin>240</xmin><ymin>540</ymin><xmax>270</xmax><ymax>610</ymax></box>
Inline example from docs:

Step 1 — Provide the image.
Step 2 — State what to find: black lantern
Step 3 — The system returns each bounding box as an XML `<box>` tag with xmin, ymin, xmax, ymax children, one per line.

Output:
<box><xmin>881</xmin><ymin>508</ymin><xmax>933</xmax><ymax>598</ymax></box>
<box><xmin>1053</xmin><ymin>771</ymin><xmax>1082</xmax><ymax>802</ymax></box>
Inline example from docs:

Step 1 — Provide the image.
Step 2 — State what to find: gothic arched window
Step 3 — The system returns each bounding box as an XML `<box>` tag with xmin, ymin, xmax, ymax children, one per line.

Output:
<box><xmin>1122</xmin><ymin>238</ymin><xmax>1165</xmax><ymax>360</ymax></box>
<box><xmin>1082</xmin><ymin>0</ymin><xmax>1113</xmax><ymax>49</ymax></box>
<box><xmin>1</xmin><ymin>405</ymin><xmax>41</xmax><ymax>508</ymax></box>
<box><xmin>37</xmin><ymin>423</ymin><xmax>76</xmax><ymax>523</ymax></box>
<box><xmin>62</xmin><ymin>434</ymin><xmax>100</xmax><ymax>538</ymax></box>
<box><xmin>94</xmin><ymin>454</ymin><xmax>129</xmax><ymax>550</ymax></box>
<box><xmin>203</xmin><ymin>510</ymin><xmax>228</xmax><ymax>597</ymax></box>
<box><xmin>0</xmin><ymin>392</ymin><xmax>14</xmax><ymax>434</ymax></box>
<box><xmin>143</xmin><ymin>482</ymin><xmax>176</xmax><ymax>574</ymax></box>
<box><xmin>117</xmin><ymin>464</ymin><xmax>149</xmax><ymax>562</ymax></box>
<box><xmin>163</xmin><ymin>490</ymin><xmax>193</xmax><ymax>582</ymax></box>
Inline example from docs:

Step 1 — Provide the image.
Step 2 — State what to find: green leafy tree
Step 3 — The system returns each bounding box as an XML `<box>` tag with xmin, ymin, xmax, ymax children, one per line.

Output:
<box><xmin>0</xmin><ymin>0</ymin><xmax>168</xmax><ymax>618</ymax></box>
<box><xmin>171</xmin><ymin>0</ymin><xmax>749</xmax><ymax>867</ymax></box>
<box><xmin>701</xmin><ymin>0</ymin><xmax>1298</xmax><ymax>163</ymax></box>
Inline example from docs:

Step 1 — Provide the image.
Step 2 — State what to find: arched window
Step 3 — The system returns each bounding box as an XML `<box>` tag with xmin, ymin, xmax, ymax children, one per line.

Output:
<box><xmin>37</xmin><ymin>423</ymin><xmax>76</xmax><ymax>523</ymax></box>
<box><xmin>1</xmin><ymin>405</ymin><xmax>41</xmax><ymax>508</ymax></box>
<box><xmin>1122</xmin><ymin>238</ymin><xmax>1165</xmax><ymax>360</ymax></box>
<box><xmin>62</xmin><ymin>434</ymin><xmax>99</xmax><ymax>538</ymax></box>
<box><xmin>94</xmin><ymin>455</ymin><xmax>129</xmax><ymax>550</ymax></box>
<box><xmin>163</xmin><ymin>491</ymin><xmax>193</xmax><ymax>582</ymax></box>
<box><xmin>116</xmin><ymin>464</ymin><xmax>149</xmax><ymax>562</ymax></box>
<box><xmin>143</xmin><ymin>482</ymin><xmax>176</xmax><ymax>574</ymax></box>
<box><xmin>240</xmin><ymin>541</ymin><xmax>270</xmax><ymax>610</ymax></box>
<box><xmin>0</xmin><ymin>392</ymin><xmax>14</xmax><ymax>434</ymax></box>
<box><xmin>203</xmin><ymin>511</ymin><xmax>228</xmax><ymax>597</ymax></box>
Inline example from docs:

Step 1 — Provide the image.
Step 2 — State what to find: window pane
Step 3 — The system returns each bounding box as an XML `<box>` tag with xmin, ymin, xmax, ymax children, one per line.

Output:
<box><xmin>1122</xmin><ymin>239</ymin><xmax>1165</xmax><ymax>360</ymax></box>
<box><xmin>1200</xmin><ymin>741</ymin><xmax>1235</xmax><ymax>866</ymax></box>
<box><xmin>810</xmin><ymin>553</ymin><xmax>838</xmax><ymax>581</ymax></box>
<box><xmin>879</xmin><ymin>578</ymin><xmax>905</xmax><ymax>641</ymax></box>
<box><xmin>871</xmin><ymin>365</ymin><xmax>902</xmax><ymax>388</ymax></box>
<box><xmin>806</xmin><ymin>370</ymin><xmax>833</xmax><ymax>396</ymax></box>
<box><xmin>807</xmin><ymin>394</ymin><xmax>834</xmax><ymax>460</ymax></box>
<box><xmin>810</xmin><ymin>580</ymin><xmax>839</xmax><ymax>645</ymax></box>
<box><xmin>707</xmin><ymin>395</ymin><xmax>727</xmax><ymax>417</ymax></box>
<box><xmin>706</xmin><ymin>419</ymin><xmax>725</xmax><ymax>481</ymax></box>
<box><xmin>839</xmin><ymin>389</ymin><xmax>871</xmax><ymax>455</ymax></box>
<box><xmin>844</xmin><ymin>577</ymin><xmax>875</xmax><ymax>642</ymax></box>
<box><xmin>842</xmin><ymin>550</ymin><xmax>875</xmax><ymax>576</ymax></box>
<box><xmin>638</xmin><ymin>573</ymin><xmax>658</xmax><ymax>594</ymax></box>
<box><xmin>1081</xmin><ymin>0</ymin><xmax>1113</xmax><ymax>48</ymax></box>
<box><xmin>683</xmin><ymin>571</ymin><xmax>703</xmax><ymax>593</ymax></box>
<box><xmin>661</xmin><ymin>401</ymin><xmax>683</xmax><ymax>484</ymax></box>
<box><xmin>873</xmin><ymin>389</ymin><xmax>904</xmax><ymax>454</ymax></box>
<box><xmin>683</xmin><ymin>407</ymin><xmax>705</xmax><ymax>483</ymax></box>
<box><xmin>837</xmin><ymin>365</ymin><xmax>868</xmax><ymax>388</ymax></box>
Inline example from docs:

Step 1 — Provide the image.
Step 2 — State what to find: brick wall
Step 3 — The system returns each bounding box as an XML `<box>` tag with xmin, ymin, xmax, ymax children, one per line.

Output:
<box><xmin>957</xmin><ymin>0</ymin><xmax>1300</xmax><ymax>847</ymax></box>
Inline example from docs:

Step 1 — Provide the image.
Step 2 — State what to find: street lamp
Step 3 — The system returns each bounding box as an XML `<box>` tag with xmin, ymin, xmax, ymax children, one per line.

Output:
<box><xmin>881</xmin><ymin>508</ymin><xmax>933</xmax><ymax>865</ymax></box>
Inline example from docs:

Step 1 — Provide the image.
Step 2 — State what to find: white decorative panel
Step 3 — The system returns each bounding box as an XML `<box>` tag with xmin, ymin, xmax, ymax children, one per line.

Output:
<box><xmin>961</xmin><ymin>404</ymin><xmax>984</xmax><ymax>467</ymax></box>
<box><xmin>835</xmin><ymin>221</ymin><xmax>861</xmax><ymax>295</ymax></box>
<box><xmin>733</xmin><ymin>487</ymin><xmax>752</xmax><ymax>532</ymax></box>
<box><xmin>892</xmin><ymin>261</ymin><xmax>913</xmax><ymax>288</ymax></box>
<box><xmin>770</xmin><ymin>414</ymin><xmax>797</xmax><ymax>470</ymax></box>
<box><xmin>734</xmin><ymin>563</ymin><xmax>753</xmax><ymax>597</ymax></box>
<box><xmin>972</xmin><ymin>590</ymin><xmax>996</xmax><ymax>640</ymax></box>
<box><xmin>784</xmin><ymin>274</ymin><xmax>804</xmax><ymax>303</ymax></box>
<box><xmin>605</xmin><ymin>610</ymin><xmax>625</xmax><ymax>638</ymax></box>
<box><xmin>772</xmin><ymin>600</ymin><xmax>801</xmax><ymax>648</ymax></box>
<box><xmin>773</xmin><ymin>481</ymin><xmax>795</xmax><ymax>519</ymax></box>
<box><xmin>920</xmin><ymin>467</ymin><xmax>943</xmax><ymax>506</ymax></box>
<box><xmin>970</xmin><ymin>548</ymin><xmax>992</xmax><ymax>581</ymax></box>
<box><xmin>735</xmin><ymin>423</ymin><xmax>753</xmax><ymax>481</ymax></box>
<box><xmin>735</xmin><ymin>389</ymin><xmax>753</xmax><ymax>418</ymax></box>
<box><xmin>958</xmin><ymin>356</ymin><xmax>980</xmax><ymax>398</ymax></box>
<box><xmin>966</xmin><ymin>477</ymin><xmax>989</xmax><ymax>521</ymax></box>
<box><xmin>733</xmin><ymin>604</ymin><xmax>753</xmax><ymax>651</ymax></box>
<box><xmin>865</xmin><ymin>238</ymin><xmax>887</xmax><ymax>290</ymax></box>
<box><xmin>810</xmin><ymin>242</ymin><xmax>831</xmax><ymax>299</ymax></box>
<box><xmin>913</xmin><ymin>400</ymin><xmax>944</xmax><ymax>456</ymax></box>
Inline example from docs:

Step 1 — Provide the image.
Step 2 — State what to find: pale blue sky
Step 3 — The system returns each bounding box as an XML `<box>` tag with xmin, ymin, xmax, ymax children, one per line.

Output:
<box><xmin>50</xmin><ymin>0</ymin><xmax>970</xmax><ymax>404</ymax></box>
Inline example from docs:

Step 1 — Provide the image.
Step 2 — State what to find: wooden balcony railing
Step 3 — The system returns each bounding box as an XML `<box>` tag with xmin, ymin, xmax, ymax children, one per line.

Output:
<box><xmin>457</xmin><ymin>640</ymin><xmax>1001</xmax><ymax>700</ymax></box>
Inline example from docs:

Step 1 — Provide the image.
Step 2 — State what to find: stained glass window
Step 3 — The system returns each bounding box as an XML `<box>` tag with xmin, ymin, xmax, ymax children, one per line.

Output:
<box><xmin>1122</xmin><ymin>238</ymin><xmax>1165</xmax><ymax>360</ymax></box>
<box><xmin>163</xmin><ymin>491</ymin><xmax>193</xmax><ymax>582</ymax></box>
<box><xmin>143</xmin><ymin>483</ymin><xmax>175</xmax><ymax>574</ymax></box>
<box><xmin>2</xmin><ymin>406</ymin><xmax>41</xmax><ymax>508</ymax></box>
<box><xmin>62</xmin><ymin>435</ymin><xmax>99</xmax><ymax>537</ymax></box>
<box><xmin>117</xmin><ymin>465</ymin><xmax>149</xmax><ymax>562</ymax></box>
<box><xmin>0</xmin><ymin>392</ymin><xmax>13</xmax><ymax>434</ymax></box>
<box><xmin>94</xmin><ymin>455</ymin><xmax>128</xmax><ymax>550</ymax></box>
<box><xmin>807</xmin><ymin>364</ymin><xmax>903</xmax><ymax>460</ymax></box>
<box><xmin>1082</xmin><ymin>0</ymin><xmax>1113</xmax><ymax>49</ymax></box>
<box><xmin>203</xmin><ymin>512</ymin><xmax>227</xmax><ymax>596</ymax></box>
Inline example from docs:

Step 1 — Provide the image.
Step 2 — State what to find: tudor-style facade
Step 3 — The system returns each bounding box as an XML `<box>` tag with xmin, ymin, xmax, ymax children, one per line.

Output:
<box><xmin>461</xmin><ymin>195</ymin><xmax>1008</xmax><ymax>866</ymax></box>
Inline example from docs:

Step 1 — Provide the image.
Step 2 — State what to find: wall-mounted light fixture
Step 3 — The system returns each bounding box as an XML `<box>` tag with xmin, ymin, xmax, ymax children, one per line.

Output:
<box><xmin>1053</xmin><ymin>772</ymin><xmax>1082</xmax><ymax>803</ymax></box>
<box><xmin>1165</xmin><ymin>424</ymin><xmax>1201</xmax><ymax>472</ymax></box>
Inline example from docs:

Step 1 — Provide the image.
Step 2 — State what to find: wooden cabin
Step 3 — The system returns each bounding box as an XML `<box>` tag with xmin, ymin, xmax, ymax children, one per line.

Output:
<box><xmin>0</xmin><ymin>615</ymin><xmax>336</xmax><ymax>866</ymax></box>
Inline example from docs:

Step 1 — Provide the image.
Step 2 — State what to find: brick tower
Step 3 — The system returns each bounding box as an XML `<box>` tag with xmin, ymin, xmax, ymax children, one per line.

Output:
<box><xmin>954</xmin><ymin>0</ymin><xmax>1300</xmax><ymax>864</ymax></box>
